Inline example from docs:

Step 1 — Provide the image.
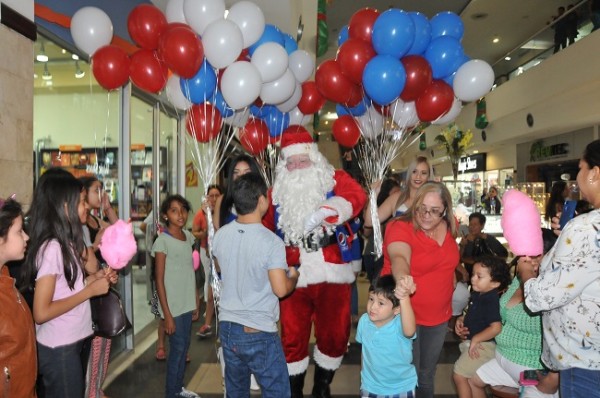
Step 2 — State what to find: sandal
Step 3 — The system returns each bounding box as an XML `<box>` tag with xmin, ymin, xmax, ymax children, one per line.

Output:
<box><xmin>155</xmin><ymin>347</ymin><xmax>166</xmax><ymax>361</ymax></box>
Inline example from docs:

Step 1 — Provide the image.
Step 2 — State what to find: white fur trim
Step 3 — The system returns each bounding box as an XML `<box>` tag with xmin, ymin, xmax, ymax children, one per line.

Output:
<box><xmin>297</xmin><ymin>248</ymin><xmax>356</xmax><ymax>287</ymax></box>
<box><xmin>314</xmin><ymin>345</ymin><xmax>343</xmax><ymax>370</ymax></box>
<box><xmin>287</xmin><ymin>356</ymin><xmax>309</xmax><ymax>376</ymax></box>
<box><xmin>281</xmin><ymin>143</ymin><xmax>316</xmax><ymax>159</ymax></box>
<box><xmin>351</xmin><ymin>259</ymin><xmax>362</xmax><ymax>273</ymax></box>
<box><xmin>321</xmin><ymin>196</ymin><xmax>353</xmax><ymax>225</ymax></box>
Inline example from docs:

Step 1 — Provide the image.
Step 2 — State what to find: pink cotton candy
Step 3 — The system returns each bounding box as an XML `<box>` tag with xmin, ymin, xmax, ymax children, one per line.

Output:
<box><xmin>99</xmin><ymin>220</ymin><xmax>138</xmax><ymax>270</ymax></box>
<box><xmin>501</xmin><ymin>189</ymin><xmax>543</xmax><ymax>256</ymax></box>
<box><xmin>193</xmin><ymin>249</ymin><xmax>201</xmax><ymax>271</ymax></box>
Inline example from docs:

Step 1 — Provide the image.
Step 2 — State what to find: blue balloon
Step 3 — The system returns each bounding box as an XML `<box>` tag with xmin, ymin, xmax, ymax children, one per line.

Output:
<box><xmin>337</xmin><ymin>96</ymin><xmax>369</xmax><ymax>117</ymax></box>
<box><xmin>443</xmin><ymin>53</ymin><xmax>470</xmax><ymax>86</ymax></box>
<box><xmin>430</xmin><ymin>11</ymin><xmax>464</xmax><ymax>40</ymax></box>
<box><xmin>211</xmin><ymin>91</ymin><xmax>235</xmax><ymax>118</ymax></box>
<box><xmin>180</xmin><ymin>59</ymin><xmax>217</xmax><ymax>104</ymax></box>
<box><xmin>251</xmin><ymin>104</ymin><xmax>275</xmax><ymax>119</ymax></box>
<box><xmin>338</xmin><ymin>25</ymin><xmax>349</xmax><ymax>46</ymax></box>
<box><xmin>372</xmin><ymin>9</ymin><xmax>415</xmax><ymax>58</ymax></box>
<box><xmin>283</xmin><ymin>33</ymin><xmax>298</xmax><ymax>54</ymax></box>
<box><xmin>407</xmin><ymin>12</ymin><xmax>431</xmax><ymax>55</ymax></box>
<box><xmin>248</xmin><ymin>24</ymin><xmax>285</xmax><ymax>56</ymax></box>
<box><xmin>424</xmin><ymin>36</ymin><xmax>464</xmax><ymax>79</ymax></box>
<box><xmin>264</xmin><ymin>107</ymin><xmax>290</xmax><ymax>137</ymax></box>
<box><xmin>362</xmin><ymin>55</ymin><xmax>406</xmax><ymax>106</ymax></box>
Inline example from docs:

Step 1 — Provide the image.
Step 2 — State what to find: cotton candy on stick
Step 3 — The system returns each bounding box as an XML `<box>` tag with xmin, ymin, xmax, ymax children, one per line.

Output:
<box><xmin>500</xmin><ymin>189</ymin><xmax>543</xmax><ymax>256</ymax></box>
<box><xmin>99</xmin><ymin>220</ymin><xmax>138</xmax><ymax>270</ymax></box>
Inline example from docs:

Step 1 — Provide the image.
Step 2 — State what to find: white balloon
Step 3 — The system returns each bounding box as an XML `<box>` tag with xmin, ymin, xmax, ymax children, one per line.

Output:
<box><xmin>166</xmin><ymin>75</ymin><xmax>192</xmax><ymax>110</ymax></box>
<box><xmin>288</xmin><ymin>106</ymin><xmax>312</xmax><ymax>126</ymax></box>
<box><xmin>183</xmin><ymin>0</ymin><xmax>225</xmax><ymax>36</ymax></box>
<box><xmin>251</xmin><ymin>42</ymin><xmax>288</xmax><ymax>83</ymax></box>
<box><xmin>357</xmin><ymin>106</ymin><xmax>384</xmax><ymax>139</ymax></box>
<box><xmin>288</xmin><ymin>50</ymin><xmax>314</xmax><ymax>83</ymax></box>
<box><xmin>202</xmin><ymin>19</ymin><xmax>243</xmax><ymax>69</ymax></box>
<box><xmin>260</xmin><ymin>69</ymin><xmax>296</xmax><ymax>105</ymax></box>
<box><xmin>166</xmin><ymin>0</ymin><xmax>186</xmax><ymax>23</ymax></box>
<box><xmin>224</xmin><ymin>108</ymin><xmax>251</xmax><ymax>127</ymax></box>
<box><xmin>453</xmin><ymin>59</ymin><xmax>494</xmax><ymax>102</ymax></box>
<box><xmin>71</xmin><ymin>7</ymin><xmax>113</xmax><ymax>56</ymax></box>
<box><xmin>221</xmin><ymin>61</ymin><xmax>262</xmax><ymax>109</ymax></box>
<box><xmin>276</xmin><ymin>82</ymin><xmax>302</xmax><ymax>113</ymax></box>
<box><xmin>433</xmin><ymin>96</ymin><xmax>463</xmax><ymax>125</ymax></box>
<box><xmin>226</xmin><ymin>1</ymin><xmax>265</xmax><ymax>48</ymax></box>
<box><xmin>391</xmin><ymin>99</ymin><xmax>420</xmax><ymax>127</ymax></box>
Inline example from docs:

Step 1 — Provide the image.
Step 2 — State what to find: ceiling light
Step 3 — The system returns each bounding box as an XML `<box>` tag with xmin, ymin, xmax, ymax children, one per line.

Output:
<box><xmin>42</xmin><ymin>64</ymin><xmax>52</xmax><ymax>80</ymax></box>
<box><xmin>75</xmin><ymin>61</ymin><xmax>85</xmax><ymax>79</ymax></box>
<box><xmin>505</xmin><ymin>56</ymin><xmax>512</xmax><ymax>61</ymax></box>
<box><xmin>473</xmin><ymin>150</ymin><xmax>479</xmax><ymax>154</ymax></box>
<box><xmin>72</xmin><ymin>54</ymin><xmax>79</xmax><ymax>60</ymax></box>
<box><xmin>492</xmin><ymin>37</ymin><xmax>500</xmax><ymax>44</ymax></box>
<box><xmin>61</xmin><ymin>49</ymin><xmax>66</xmax><ymax>54</ymax></box>
<box><xmin>36</xmin><ymin>42</ymin><xmax>48</xmax><ymax>62</ymax></box>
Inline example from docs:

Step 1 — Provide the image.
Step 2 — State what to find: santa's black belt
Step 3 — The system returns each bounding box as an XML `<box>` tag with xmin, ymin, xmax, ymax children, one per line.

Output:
<box><xmin>301</xmin><ymin>232</ymin><xmax>337</xmax><ymax>252</ymax></box>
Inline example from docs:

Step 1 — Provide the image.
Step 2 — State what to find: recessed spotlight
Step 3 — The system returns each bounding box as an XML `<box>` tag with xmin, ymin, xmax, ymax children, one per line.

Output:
<box><xmin>72</xmin><ymin>54</ymin><xmax>79</xmax><ymax>60</ymax></box>
<box><xmin>473</xmin><ymin>150</ymin><xmax>479</xmax><ymax>154</ymax></box>
<box><xmin>505</xmin><ymin>56</ymin><xmax>511</xmax><ymax>61</ymax></box>
<box><xmin>492</xmin><ymin>37</ymin><xmax>500</xmax><ymax>44</ymax></box>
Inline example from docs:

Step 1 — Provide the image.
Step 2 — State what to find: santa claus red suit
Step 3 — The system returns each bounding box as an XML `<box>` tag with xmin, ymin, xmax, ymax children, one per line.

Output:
<box><xmin>263</xmin><ymin>129</ymin><xmax>367</xmax><ymax>398</ymax></box>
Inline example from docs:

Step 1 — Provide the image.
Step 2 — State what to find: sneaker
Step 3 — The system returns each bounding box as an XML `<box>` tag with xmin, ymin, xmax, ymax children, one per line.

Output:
<box><xmin>196</xmin><ymin>324</ymin><xmax>213</xmax><ymax>338</ymax></box>
<box><xmin>250</xmin><ymin>374</ymin><xmax>260</xmax><ymax>391</ymax></box>
<box><xmin>177</xmin><ymin>387</ymin><xmax>201</xmax><ymax>398</ymax></box>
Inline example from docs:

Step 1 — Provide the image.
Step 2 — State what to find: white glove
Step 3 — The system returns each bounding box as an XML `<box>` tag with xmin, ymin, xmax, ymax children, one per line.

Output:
<box><xmin>304</xmin><ymin>207</ymin><xmax>338</xmax><ymax>234</ymax></box>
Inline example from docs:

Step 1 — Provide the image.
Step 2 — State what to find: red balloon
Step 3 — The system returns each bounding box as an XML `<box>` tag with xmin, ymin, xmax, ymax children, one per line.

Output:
<box><xmin>415</xmin><ymin>80</ymin><xmax>454</xmax><ymax>122</ymax></box>
<box><xmin>130</xmin><ymin>49</ymin><xmax>168</xmax><ymax>93</ymax></box>
<box><xmin>92</xmin><ymin>45</ymin><xmax>131</xmax><ymax>91</ymax></box>
<box><xmin>400</xmin><ymin>55</ymin><xmax>433</xmax><ymax>101</ymax></box>
<box><xmin>158</xmin><ymin>25</ymin><xmax>203</xmax><ymax>79</ymax></box>
<box><xmin>344</xmin><ymin>84</ymin><xmax>363</xmax><ymax>107</ymax></box>
<box><xmin>348</xmin><ymin>8</ymin><xmax>380</xmax><ymax>43</ymax></box>
<box><xmin>315</xmin><ymin>60</ymin><xmax>355</xmax><ymax>104</ymax></box>
<box><xmin>127</xmin><ymin>4</ymin><xmax>167</xmax><ymax>50</ymax></box>
<box><xmin>336</xmin><ymin>38</ymin><xmax>376</xmax><ymax>85</ymax></box>
<box><xmin>332</xmin><ymin>115</ymin><xmax>361</xmax><ymax>148</ymax></box>
<box><xmin>297</xmin><ymin>81</ymin><xmax>325</xmax><ymax>114</ymax></box>
<box><xmin>240</xmin><ymin>119</ymin><xmax>269</xmax><ymax>155</ymax></box>
<box><xmin>186</xmin><ymin>103</ymin><xmax>223</xmax><ymax>143</ymax></box>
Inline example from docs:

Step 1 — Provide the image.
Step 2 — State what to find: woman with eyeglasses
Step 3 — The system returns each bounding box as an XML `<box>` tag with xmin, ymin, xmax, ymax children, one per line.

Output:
<box><xmin>381</xmin><ymin>181</ymin><xmax>459</xmax><ymax>398</ymax></box>
<box><xmin>520</xmin><ymin>139</ymin><xmax>600</xmax><ymax>397</ymax></box>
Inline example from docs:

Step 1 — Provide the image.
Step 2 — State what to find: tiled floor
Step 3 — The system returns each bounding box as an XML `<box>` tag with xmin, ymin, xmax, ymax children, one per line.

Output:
<box><xmin>105</xmin><ymin>274</ymin><xmax>460</xmax><ymax>397</ymax></box>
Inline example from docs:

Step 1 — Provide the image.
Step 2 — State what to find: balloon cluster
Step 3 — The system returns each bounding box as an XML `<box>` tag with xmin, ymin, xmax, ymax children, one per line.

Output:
<box><xmin>70</xmin><ymin>1</ymin><xmax>328</xmax><ymax>156</ymax></box>
<box><xmin>316</xmin><ymin>8</ymin><xmax>495</xmax><ymax>147</ymax></box>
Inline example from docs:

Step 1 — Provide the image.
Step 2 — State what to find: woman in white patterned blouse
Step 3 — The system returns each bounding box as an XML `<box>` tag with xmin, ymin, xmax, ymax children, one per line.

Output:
<box><xmin>520</xmin><ymin>139</ymin><xmax>600</xmax><ymax>398</ymax></box>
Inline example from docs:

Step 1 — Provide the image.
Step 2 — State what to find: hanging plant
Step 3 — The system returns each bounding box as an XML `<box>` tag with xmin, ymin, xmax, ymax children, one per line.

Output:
<box><xmin>434</xmin><ymin>123</ymin><xmax>473</xmax><ymax>179</ymax></box>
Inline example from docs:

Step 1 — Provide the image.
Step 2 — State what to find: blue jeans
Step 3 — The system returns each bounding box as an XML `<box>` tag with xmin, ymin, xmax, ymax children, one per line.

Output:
<box><xmin>219</xmin><ymin>321</ymin><xmax>290</xmax><ymax>398</ymax></box>
<box><xmin>37</xmin><ymin>335</ymin><xmax>92</xmax><ymax>398</ymax></box>
<box><xmin>165</xmin><ymin>311</ymin><xmax>193</xmax><ymax>398</ymax></box>
<box><xmin>560</xmin><ymin>368</ymin><xmax>600</xmax><ymax>398</ymax></box>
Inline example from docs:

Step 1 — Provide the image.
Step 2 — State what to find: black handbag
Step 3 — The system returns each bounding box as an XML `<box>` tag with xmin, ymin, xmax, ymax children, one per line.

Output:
<box><xmin>90</xmin><ymin>288</ymin><xmax>132</xmax><ymax>338</ymax></box>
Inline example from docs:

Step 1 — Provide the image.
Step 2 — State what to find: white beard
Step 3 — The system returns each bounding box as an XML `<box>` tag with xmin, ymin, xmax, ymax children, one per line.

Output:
<box><xmin>272</xmin><ymin>156</ymin><xmax>335</xmax><ymax>246</ymax></box>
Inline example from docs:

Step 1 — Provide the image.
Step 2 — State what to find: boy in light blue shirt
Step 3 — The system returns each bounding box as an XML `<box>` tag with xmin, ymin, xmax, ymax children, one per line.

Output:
<box><xmin>356</xmin><ymin>274</ymin><xmax>417</xmax><ymax>398</ymax></box>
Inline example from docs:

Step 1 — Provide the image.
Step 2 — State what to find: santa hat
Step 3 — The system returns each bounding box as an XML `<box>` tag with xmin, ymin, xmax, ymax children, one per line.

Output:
<box><xmin>501</xmin><ymin>189</ymin><xmax>543</xmax><ymax>256</ymax></box>
<box><xmin>280</xmin><ymin>126</ymin><xmax>316</xmax><ymax>159</ymax></box>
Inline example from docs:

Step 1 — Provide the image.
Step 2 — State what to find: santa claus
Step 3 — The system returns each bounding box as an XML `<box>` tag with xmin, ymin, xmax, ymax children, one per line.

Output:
<box><xmin>263</xmin><ymin>128</ymin><xmax>367</xmax><ymax>397</ymax></box>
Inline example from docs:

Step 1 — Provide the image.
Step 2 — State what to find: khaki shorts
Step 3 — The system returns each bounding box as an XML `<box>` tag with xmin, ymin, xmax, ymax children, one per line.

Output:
<box><xmin>453</xmin><ymin>340</ymin><xmax>497</xmax><ymax>377</ymax></box>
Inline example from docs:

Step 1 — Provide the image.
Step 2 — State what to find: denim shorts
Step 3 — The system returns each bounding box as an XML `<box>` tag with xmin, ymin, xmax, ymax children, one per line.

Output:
<box><xmin>360</xmin><ymin>389</ymin><xmax>415</xmax><ymax>398</ymax></box>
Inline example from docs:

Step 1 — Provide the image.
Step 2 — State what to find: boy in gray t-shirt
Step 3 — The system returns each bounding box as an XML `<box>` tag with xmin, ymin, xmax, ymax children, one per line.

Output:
<box><xmin>212</xmin><ymin>173</ymin><xmax>299</xmax><ymax>397</ymax></box>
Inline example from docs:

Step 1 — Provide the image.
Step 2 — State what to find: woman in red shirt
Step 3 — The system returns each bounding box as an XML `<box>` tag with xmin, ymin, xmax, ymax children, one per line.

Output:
<box><xmin>382</xmin><ymin>182</ymin><xmax>459</xmax><ymax>398</ymax></box>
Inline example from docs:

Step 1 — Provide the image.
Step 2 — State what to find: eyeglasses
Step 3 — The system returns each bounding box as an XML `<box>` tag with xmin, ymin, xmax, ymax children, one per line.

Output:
<box><xmin>416</xmin><ymin>206</ymin><xmax>445</xmax><ymax>218</ymax></box>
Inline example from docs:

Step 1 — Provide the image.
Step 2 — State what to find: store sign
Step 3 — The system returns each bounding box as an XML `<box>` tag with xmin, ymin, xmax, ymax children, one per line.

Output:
<box><xmin>529</xmin><ymin>140</ymin><xmax>569</xmax><ymax>162</ymax></box>
<box><xmin>458</xmin><ymin>153</ymin><xmax>486</xmax><ymax>173</ymax></box>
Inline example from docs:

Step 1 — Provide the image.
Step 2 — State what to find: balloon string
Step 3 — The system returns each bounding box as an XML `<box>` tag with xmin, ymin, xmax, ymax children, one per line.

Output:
<box><xmin>369</xmin><ymin>189</ymin><xmax>383</xmax><ymax>260</ymax></box>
